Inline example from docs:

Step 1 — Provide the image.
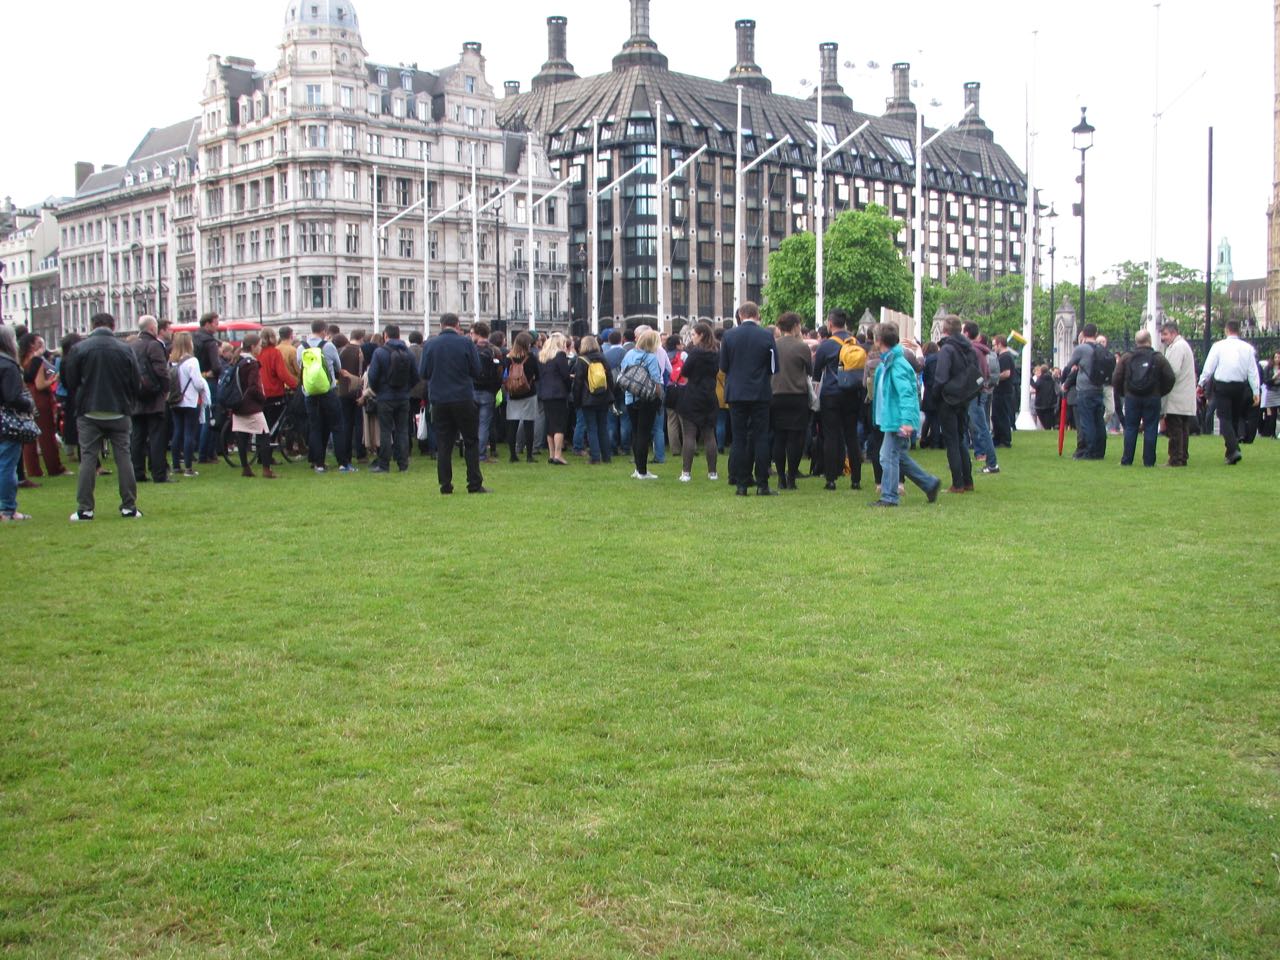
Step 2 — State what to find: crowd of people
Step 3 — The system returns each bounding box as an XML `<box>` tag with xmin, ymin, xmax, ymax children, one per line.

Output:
<box><xmin>0</xmin><ymin>304</ymin><xmax>1274</xmax><ymax>522</ymax></box>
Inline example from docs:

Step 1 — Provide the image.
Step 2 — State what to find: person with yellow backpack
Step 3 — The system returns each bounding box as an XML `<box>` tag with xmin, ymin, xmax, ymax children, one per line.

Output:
<box><xmin>812</xmin><ymin>309</ymin><xmax>867</xmax><ymax>491</ymax></box>
<box><xmin>298</xmin><ymin>319</ymin><xmax>352</xmax><ymax>474</ymax></box>
<box><xmin>570</xmin><ymin>336</ymin><xmax>616</xmax><ymax>464</ymax></box>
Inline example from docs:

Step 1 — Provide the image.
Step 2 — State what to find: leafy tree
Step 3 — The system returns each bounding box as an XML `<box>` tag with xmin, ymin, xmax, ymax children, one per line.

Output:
<box><xmin>761</xmin><ymin>205</ymin><xmax>912</xmax><ymax>324</ymax></box>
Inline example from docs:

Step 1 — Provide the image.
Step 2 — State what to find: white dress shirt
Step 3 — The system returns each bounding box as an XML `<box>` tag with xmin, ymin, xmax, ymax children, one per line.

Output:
<box><xmin>1200</xmin><ymin>336</ymin><xmax>1260</xmax><ymax>393</ymax></box>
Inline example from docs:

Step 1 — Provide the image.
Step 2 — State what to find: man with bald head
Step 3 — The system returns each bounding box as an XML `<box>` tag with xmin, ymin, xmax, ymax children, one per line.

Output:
<box><xmin>131</xmin><ymin>315</ymin><xmax>176</xmax><ymax>483</ymax></box>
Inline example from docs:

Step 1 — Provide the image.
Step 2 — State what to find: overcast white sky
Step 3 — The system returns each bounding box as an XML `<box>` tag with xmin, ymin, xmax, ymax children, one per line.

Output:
<box><xmin>2</xmin><ymin>0</ymin><xmax>1270</xmax><ymax>281</ymax></box>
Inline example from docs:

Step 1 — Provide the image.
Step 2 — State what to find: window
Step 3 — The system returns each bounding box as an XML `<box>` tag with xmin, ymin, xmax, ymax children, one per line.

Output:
<box><xmin>280</xmin><ymin>225</ymin><xmax>290</xmax><ymax>257</ymax></box>
<box><xmin>306</xmin><ymin>84</ymin><xmax>323</xmax><ymax>107</ymax></box>
<box><xmin>281</xmin><ymin>277</ymin><xmax>291</xmax><ymax>312</ymax></box>
<box><xmin>429</xmin><ymin>279</ymin><xmax>439</xmax><ymax>312</ymax></box>
<box><xmin>419</xmin><ymin>141</ymin><xmax>433</xmax><ymax>162</ymax></box>
<box><xmin>264</xmin><ymin>228</ymin><xmax>276</xmax><ymax>259</ymax></box>
<box><xmin>340</xmin><ymin>86</ymin><xmax>353</xmax><ymax>109</ymax></box>
<box><xmin>206</xmin><ymin>235</ymin><xmax>224</xmax><ymax>266</ymax></box>
<box><xmin>393</xmin><ymin>98</ymin><xmax>405</xmax><ymax>119</ymax></box>
<box><xmin>301</xmin><ymin>168</ymin><xmax>328</xmax><ymax>199</ymax></box>
<box><xmin>393</xmin><ymin>137</ymin><xmax>408</xmax><ymax>158</ymax></box>
<box><xmin>279</xmin><ymin>172</ymin><xmax>289</xmax><ymax>201</ymax></box>
<box><xmin>235</xmin><ymin>282</ymin><xmax>248</xmax><ymax>317</ymax></box>
<box><xmin>368</xmin><ymin>93</ymin><xmax>380</xmax><ymax>115</ymax></box>
<box><xmin>399</xmin><ymin>278</ymin><xmax>415</xmax><ymax>312</ymax></box>
<box><xmin>428</xmin><ymin>230</ymin><xmax>438</xmax><ymax>260</ymax></box>
<box><xmin>401</xmin><ymin>71</ymin><xmax>413</xmax><ymax>91</ymax></box>
<box><xmin>302</xmin><ymin>275</ymin><xmax>333</xmax><ymax>309</ymax></box>
<box><xmin>545</xmin><ymin>198</ymin><xmax>558</xmax><ymax>226</ymax></box>
<box><xmin>298</xmin><ymin>221</ymin><xmax>334</xmax><ymax>253</ymax></box>
<box><xmin>345</xmin><ymin>223</ymin><xmax>360</xmax><ymax>254</ymax></box>
<box><xmin>465</xmin><ymin>106</ymin><xmax>477</xmax><ymax>127</ymax></box>
<box><xmin>209</xmin><ymin>283</ymin><xmax>225</xmax><ymax>315</ymax></box>
<box><xmin>266</xmin><ymin>278</ymin><xmax>278</xmax><ymax>314</ymax></box>
<box><xmin>378</xmin><ymin>276</ymin><xmax>390</xmax><ymax>311</ymax></box>
<box><xmin>342</xmin><ymin>125</ymin><xmax>355</xmax><ymax>151</ymax></box>
<box><xmin>398</xmin><ymin>228</ymin><xmax>414</xmax><ymax>258</ymax></box>
<box><xmin>478</xmin><ymin>281</ymin><xmax>490</xmax><ymax>313</ymax></box>
<box><xmin>343</xmin><ymin>169</ymin><xmax>358</xmax><ymax>200</ymax></box>
<box><xmin>366</xmin><ymin>133</ymin><xmax>382</xmax><ymax>155</ymax></box>
<box><xmin>205</xmin><ymin>187</ymin><xmax>224</xmax><ymax>217</ymax></box>
<box><xmin>459</xmin><ymin>280</ymin><xmax>470</xmax><ymax>312</ymax></box>
<box><xmin>234</xmin><ymin>233</ymin><xmax>246</xmax><ymax>263</ymax></box>
<box><xmin>304</xmin><ymin>125</ymin><xmax>328</xmax><ymax>149</ymax></box>
<box><xmin>377</xmin><ymin>68</ymin><xmax>388</xmax><ymax>87</ymax></box>
<box><xmin>347</xmin><ymin>275</ymin><xmax>361</xmax><ymax>309</ymax></box>
<box><xmin>395</xmin><ymin>177</ymin><xmax>411</xmax><ymax>206</ymax></box>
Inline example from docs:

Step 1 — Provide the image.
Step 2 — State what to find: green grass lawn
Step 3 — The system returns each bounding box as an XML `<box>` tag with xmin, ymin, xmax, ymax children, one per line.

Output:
<box><xmin>1</xmin><ymin>430</ymin><xmax>1277</xmax><ymax>958</ymax></box>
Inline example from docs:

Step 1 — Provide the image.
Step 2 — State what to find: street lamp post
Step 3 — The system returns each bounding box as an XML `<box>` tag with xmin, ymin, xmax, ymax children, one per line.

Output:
<box><xmin>1045</xmin><ymin>203</ymin><xmax>1058</xmax><ymax>345</ymax></box>
<box><xmin>1072</xmin><ymin>107</ymin><xmax>1095</xmax><ymax>328</ymax></box>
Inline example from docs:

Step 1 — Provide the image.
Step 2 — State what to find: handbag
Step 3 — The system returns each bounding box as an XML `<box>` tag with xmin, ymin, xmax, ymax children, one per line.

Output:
<box><xmin>1</xmin><ymin>399</ymin><xmax>41</xmax><ymax>444</ymax></box>
<box><xmin>807</xmin><ymin>376</ymin><xmax>821</xmax><ymax>412</ymax></box>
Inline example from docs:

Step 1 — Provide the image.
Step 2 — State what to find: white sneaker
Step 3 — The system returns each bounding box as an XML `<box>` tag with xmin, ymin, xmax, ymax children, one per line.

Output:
<box><xmin>120</xmin><ymin>507</ymin><xmax>143</xmax><ymax>519</ymax></box>
<box><xmin>707</xmin><ymin>472</ymin><xmax>719</xmax><ymax>481</ymax></box>
<box><xmin>679</xmin><ymin>472</ymin><xmax>692</xmax><ymax>483</ymax></box>
<box><xmin>631</xmin><ymin>470</ymin><xmax>644</xmax><ymax>479</ymax></box>
<box><xmin>642</xmin><ymin>472</ymin><xmax>659</xmax><ymax>480</ymax></box>
<box><xmin>69</xmin><ymin>510</ymin><xmax>94</xmax><ymax>522</ymax></box>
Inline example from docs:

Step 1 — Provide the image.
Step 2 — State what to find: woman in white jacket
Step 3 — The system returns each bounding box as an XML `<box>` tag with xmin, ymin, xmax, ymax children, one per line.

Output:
<box><xmin>169</xmin><ymin>332</ymin><xmax>210</xmax><ymax>476</ymax></box>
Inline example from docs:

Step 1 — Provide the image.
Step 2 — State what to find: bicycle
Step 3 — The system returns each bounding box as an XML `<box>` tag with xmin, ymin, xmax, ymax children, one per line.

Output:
<box><xmin>219</xmin><ymin>393</ymin><xmax>302</xmax><ymax>468</ymax></box>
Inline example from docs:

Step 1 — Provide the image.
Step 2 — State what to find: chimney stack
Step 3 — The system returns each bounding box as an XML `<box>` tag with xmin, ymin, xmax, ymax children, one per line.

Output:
<box><xmin>74</xmin><ymin>162</ymin><xmax>96</xmax><ymax>192</ymax></box>
<box><xmin>462</xmin><ymin>41</ymin><xmax>482</xmax><ymax>56</ymax></box>
<box><xmin>809</xmin><ymin>41</ymin><xmax>851</xmax><ymax>112</ymax></box>
<box><xmin>958</xmin><ymin>81</ymin><xmax>993</xmax><ymax>141</ymax></box>
<box><xmin>504</xmin><ymin>80</ymin><xmax>522</xmax><ymax>97</ymax></box>
<box><xmin>613</xmin><ymin>0</ymin><xmax>669</xmax><ymax>70</ymax></box>
<box><xmin>882</xmin><ymin>62</ymin><xmax>916</xmax><ymax>120</ymax></box>
<box><xmin>725</xmin><ymin>19</ymin><xmax>772</xmax><ymax>93</ymax></box>
<box><xmin>532</xmin><ymin>15</ymin><xmax>579</xmax><ymax>90</ymax></box>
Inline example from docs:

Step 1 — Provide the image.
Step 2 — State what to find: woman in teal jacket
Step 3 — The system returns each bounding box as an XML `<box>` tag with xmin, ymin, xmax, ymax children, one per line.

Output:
<box><xmin>870</xmin><ymin>322</ymin><xmax>941</xmax><ymax>507</ymax></box>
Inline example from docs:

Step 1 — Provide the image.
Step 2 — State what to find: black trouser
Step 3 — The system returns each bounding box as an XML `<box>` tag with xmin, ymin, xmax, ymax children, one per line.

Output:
<box><xmin>131</xmin><ymin>411</ymin><xmax>170</xmax><ymax>481</ymax></box>
<box><xmin>508</xmin><ymin>420</ymin><xmax>534</xmax><ymax>461</ymax></box>
<box><xmin>305</xmin><ymin>391</ymin><xmax>345</xmax><ymax>467</ymax></box>
<box><xmin>729</xmin><ymin>400</ymin><xmax>771</xmax><ymax>489</ymax></box>
<box><xmin>376</xmin><ymin>398</ymin><xmax>411</xmax><ymax>470</ymax></box>
<box><xmin>1262</xmin><ymin>405</ymin><xmax>1279</xmax><ymax>439</ymax></box>
<box><xmin>628</xmin><ymin>400</ymin><xmax>659</xmax><ymax>475</ymax></box>
<box><xmin>992</xmin><ymin>390</ymin><xmax>1014</xmax><ymax>446</ymax></box>
<box><xmin>1213</xmin><ymin>380</ymin><xmax>1251</xmax><ymax>460</ymax></box>
<box><xmin>236</xmin><ymin>431</ymin><xmax>271</xmax><ymax>468</ymax></box>
<box><xmin>432</xmin><ymin>400</ymin><xmax>483</xmax><ymax>492</ymax></box>
<box><xmin>772</xmin><ymin>429</ymin><xmax>805</xmax><ymax>484</ymax></box>
<box><xmin>820</xmin><ymin>393</ymin><xmax>862</xmax><ymax>487</ymax></box>
<box><xmin>938</xmin><ymin>400</ymin><xmax>973</xmax><ymax>488</ymax></box>
<box><xmin>1035</xmin><ymin>406</ymin><xmax>1057</xmax><ymax>431</ymax></box>
<box><xmin>339</xmin><ymin>393</ymin><xmax>366</xmax><ymax>460</ymax></box>
<box><xmin>867</xmin><ymin>427</ymin><xmax>885</xmax><ymax>486</ymax></box>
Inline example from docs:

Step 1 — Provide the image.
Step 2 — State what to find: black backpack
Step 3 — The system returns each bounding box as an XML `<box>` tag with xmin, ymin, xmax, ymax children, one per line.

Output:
<box><xmin>477</xmin><ymin>346</ymin><xmax>503</xmax><ymax>393</ymax></box>
<box><xmin>1091</xmin><ymin>343</ymin><xmax>1116</xmax><ymax>386</ymax></box>
<box><xmin>216</xmin><ymin>361</ymin><xmax>245</xmax><ymax>415</ymax></box>
<box><xmin>941</xmin><ymin>342</ymin><xmax>983</xmax><ymax>406</ymax></box>
<box><xmin>1124</xmin><ymin>350</ymin><xmax>1159</xmax><ymax>396</ymax></box>
<box><xmin>166</xmin><ymin>361</ymin><xmax>186</xmax><ymax>407</ymax></box>
<box><xmin>386</xmin><ymin>347</ymin><xmax>413</xmax><ymax>391</ymax></box>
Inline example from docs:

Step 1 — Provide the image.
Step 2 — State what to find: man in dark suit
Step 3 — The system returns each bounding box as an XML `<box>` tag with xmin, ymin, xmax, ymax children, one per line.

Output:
<box><xmin>421</xmin><ymin>313</ymin><xmax>488</xmax><ymax>495</ymax></box>
<box><xmin>719</xmin><ymin>302</ymin><xmax>779</xmax><ymax>496</ymax></box>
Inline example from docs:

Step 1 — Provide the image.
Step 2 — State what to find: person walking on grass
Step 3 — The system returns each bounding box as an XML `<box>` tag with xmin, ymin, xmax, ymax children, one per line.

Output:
<box><xmin>228</xmin><ymin>334</ymin><xmax>277</xmax><ymax>479</ymax></box>
<box><xmin>422</xmin><ymin>313</ymin><xmax>488</xmax><ymax>495</ymax></box>
<box><xmin>1198</xmin><ymin>318</ymin><xmax>1260</xmax><ymax>466</ymax></box>
<box><xmin>769</xmin><ymin>312</ymin><xmax>814</xmax><ymax>491</ymax></box>
<box><xmin>868</xmin><ymin>321</ymin><xmax>941</xmax><ymax>508</ymax></box>
<box><xmin>619</xmin><ymin>328</ymin><xmax>664</xmax><ymax>480</ymax></box>
<box><xmin>1114</xmin><ymin>330</ymin><xmax>1173</xmax><ymax>468</ymax></box>
<box><xmin>366</xmin><ymin>323</ymin><xmax>418</xmax><ymax>473</ymax></box>
<box><xmin>129</xmin><ymin>316</ymin><xmax>175</xmax><ymax>484</ymax></box>
<box><xmin>965</xmin><ymin>323</ymin><xmax>1001</xmax><ymax>474</ymax></box>
<box><xmin>720</xmin><ymin>301</ymin><xmax>779</xmax><ymax>496</ymax></box>
<box><xmin>0</xmin><ymin>326</ymin><xmax>35</xmax><ymax>522</ymax></box>
<box><xmin>932</xmin><ymin>315</ymin><xmax>980</xmax><ymax>494</ymax></box>
<box><xmin>60</xmin><ymin>313</ymin><xmax>142</xmax><ymax>521</ymax></box>
<box><xmin>168</xmin><ymin>332</ymin><xmax>209</xmax><ymax>478</ymax></box>
<box><xmin>675</xmin><ymin>322</ymin><xmax>720</xmax><ymax>482</ymax></box>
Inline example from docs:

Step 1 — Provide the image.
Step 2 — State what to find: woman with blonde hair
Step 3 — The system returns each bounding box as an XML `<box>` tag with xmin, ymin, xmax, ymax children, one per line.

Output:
<box><xmin>169</xmin><ymin>331</ymin><xmax>209</xmax><ymax>476</ymax></box>
<box><xmin>537</xmin><ymin>331</ymin><xmax>572</xmax><ymax>465</ymax></box>
<box><xmin>619</xmin><ymin>328</ymin><xmax>664</xmax><ymax>479</ymax></box>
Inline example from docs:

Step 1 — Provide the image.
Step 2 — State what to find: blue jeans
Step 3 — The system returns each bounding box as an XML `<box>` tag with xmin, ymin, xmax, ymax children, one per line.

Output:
<box><xmin>581</xmin><ymin>406</ymin><xmax>610</xmax><ymax>462</ymax></box>
<box><xmin>1077</xmin><ymin>391</ymin><xmax>1107</xmax><ymax>458</ymax></box>
<box><xmin>572</xmin><ymin>407</ymin><xmax>587</xmax><ymax>453</ymax></box>
<box><xmin>616</xmin><ymin>404</ymin><xmax>632</xmax><ymax>453</ymax></box>
<box><xmin>0</xmin><ymin>438</ymin><xmax>22</xmax><ymax>514</ymax></box>
<box><xmin>608</xmin><ymin>406</ymin><xmax>625</xmax><ymax>453</ymax></box>
<box><xmin>1122</xmin><ymin>394</ymin><xmax>1161</xmax><ymax>466</ymax></box>
<box><xmin>967</xmin><ymin>393</ymin><xmax>998</xmax><ymax>467</ymax></box>
<box><xmin>716</xmin><ymin>408</ymin><xmax>728</xmax><ymax>452</ymax></box>
<box><xmin>474</xmin><ymin>391</ymin><xmax>495</xmax><ymax>457</ymax></box>
<box><xmin>170</xmin><ymin>407</ymin><xmax>200</xmax><ymax>470</ymax></box>
<box><xmin>879</xmin><ymin>432</ymin><xmax>938</xmax><ymax>504</ymax></box>
<box><xmin>652</xmin><ymin>400</ymin><xmax>666</xmax><ymax>463</ymax></box>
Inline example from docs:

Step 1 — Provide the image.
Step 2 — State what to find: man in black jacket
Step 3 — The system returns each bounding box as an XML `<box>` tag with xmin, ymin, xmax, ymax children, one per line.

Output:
<box><xmin>366</xmin><ymin>324</ymin><xmax>419</xmax><ymax>473</ymax></box>
<box><xmin>193</xmin><ymin>312</ymin><xmax>223</xmax><ymax>462</ymax></box>
<box><xmin>61</xmin><ymin>313</ymin><xmax>143</xmax><ymax>520</ymax></box>
<box><xmin>719</xmin><ymin>302</ymin><xmax>780</xmax><ymax>496</ymax></box>
<box><xmin>932</xmin><ymin>315</ymin><xmax>979</xmax><ymax>493</ymax></box>
<box><xmin>421</xmin><ymin>313</ymin><xmax>487</xmax><ymax>494</ymax></box>
<box><xmin>130</xmin><ymin>316</ymin><xmax>175</xmax><ymax>484</ymax></box>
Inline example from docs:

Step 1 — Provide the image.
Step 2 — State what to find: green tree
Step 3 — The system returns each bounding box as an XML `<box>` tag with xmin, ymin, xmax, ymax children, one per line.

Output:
<box><xmin>761</xmin><ymin>205</ymin><xmax>912</xmax><ymax>324</ymax></box>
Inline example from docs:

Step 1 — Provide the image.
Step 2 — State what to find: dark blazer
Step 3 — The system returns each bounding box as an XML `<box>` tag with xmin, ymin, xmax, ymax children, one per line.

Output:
<box><xmin>61</xmin><ymin>327</ymin><xmax>140</xmax><ymax>418</ymax></box>
<box><xmin>131</xmin><ymin>331</ymin><xmax>170</xmax><ymax>416</ymax></box>
<box><xmin>719</xmin><ymin>321</ymin><xmax>778</xmax><ymax>404</ymax></box>
<box><xmin>367</xmin><ymin>339</ymin><xmax>419</xmax><ymax>402</ymax></box>
<box><xmin>537</xmin><ymin>352</ymin><xmax>573</xmax><ymax>401</ymax></box>
<box><xmin>421</xmin><ymin>328</ymin><xmax>482</xmax><ymax>405</ymax></box>
<box><xmin>676</xmin><ymin>347</ymin><xmax>720</xmax><ymax>426</ymax></box>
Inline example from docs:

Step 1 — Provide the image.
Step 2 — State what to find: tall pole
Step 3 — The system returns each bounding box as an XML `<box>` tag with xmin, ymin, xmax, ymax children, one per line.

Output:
<box><xmin>430</xmin><ymin>142</ymin><xmax>435</xmax><ymax>337</ymax></box>
<box><xmin>1078</xmin><ymin>149</ymin><xmax>1087</xmax><ymax>329</ymax></box>
<box><xmin>656</xmin><ymin>99</ymin><xmax>667</xmax><ymax>334</ymax></box>
<box><xmin>734</xmin><ymin>85</ymin><xmax>744</xmax><ymax>315</ymax></box>
<box><xmin>591</xmin><ymin>116</ymin><xmax>600</xmax><ymax>334</ymax></box>
<box><xmin>1146</xmin><ymin>2</ymin><xmax>1162</xmax><ymax>342</ymax></box>
<box><xmin>912</xmin><ymin>107</ymin><xmax>925</xmax><ymax>342</ymax></box>
<box><xmin>372</xmin><ymin>162</ymin><xmax>380</xmax><ymax>334</ymax></box>
<box><xmin>1204</xmin><ymin>126</ymin><xmax>1214</xmax><ymax>356</ymax></box>
<box><xmin>528</xmin><ymin>131</ymin><xmax>536</xmax><ymax>332</ymax></box>
<box><xmin>471</xmin><ymin>142</ymin><xmax>480</xmax><ymax>324</ymax></box>
<box><xmin>1049</xmin><ymin>223</ymin><xmax>1056</xmax><ymax>344</ymax></box>
<box><xmin>1016</xmin><ymin>32</ymin><xmax>1039</xmax><ymax>430</ymax></box>
<box><xmin>814</xmin><ymin>52</ymin><xmax>826</xmax><ymax>326</ymax></box>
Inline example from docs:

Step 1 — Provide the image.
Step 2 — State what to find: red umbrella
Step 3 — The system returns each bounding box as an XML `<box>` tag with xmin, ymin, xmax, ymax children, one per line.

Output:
<box><xmin>1057</xmin><ymin>396</ymin><xmax>1068</xmax><ymax>456</ymax></box>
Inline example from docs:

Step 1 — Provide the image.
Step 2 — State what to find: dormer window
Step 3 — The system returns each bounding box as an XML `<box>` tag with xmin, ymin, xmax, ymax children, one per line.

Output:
<box><xmin>401</xmin><ymin>72</ymin><xmax>412</xmax><ymax>91</ymax></box>
<box><xmin>377</xmin><ymin>68</ymin><xmax>388</xmax><ymax>87</ymax></box>
<box><xmin>336</xmin><ymin>6</ymin><xmax>345</xmax><ymax>19</ymax></box>
<box><xmin>138</xmin><ymin>169</ymin><xmax>148</xmax><ymax>183</ymax></box>
<box><xmin>464</xmin><ymin>76</ymin><xmax>476</xmax><ymax>94</ymax></box>
<box><xmin>310</xmin><ymin>4</ymin><xmax>318</xmax><ymax>16</ymax></box>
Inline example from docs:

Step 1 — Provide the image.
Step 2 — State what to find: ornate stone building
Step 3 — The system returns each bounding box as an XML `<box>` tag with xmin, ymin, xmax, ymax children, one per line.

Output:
<box><xmin>499</xmin><ymin>0</ymin><xmax>1027</xmax><ymax>328</ymax></box>
<box><xmin>0</xmin><ymin>203</ymin><xmax>61</xmax><ymax>343</ymax></box>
